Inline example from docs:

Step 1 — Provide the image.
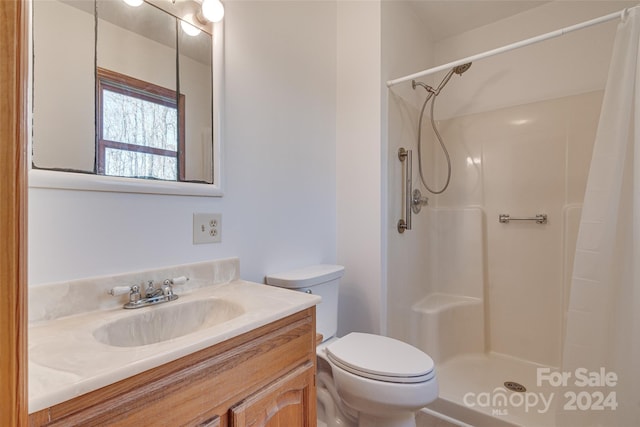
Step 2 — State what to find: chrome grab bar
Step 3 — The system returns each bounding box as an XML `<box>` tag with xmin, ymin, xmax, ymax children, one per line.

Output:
<box><xmin>499</xmin><ymin>214</ymin><xmax>548</xmax><ymax>224</ymax></box>
<box><xmin>398</xmin><ymin>148</ymin><xmax>412</xmax><ymax>233</ymax></box>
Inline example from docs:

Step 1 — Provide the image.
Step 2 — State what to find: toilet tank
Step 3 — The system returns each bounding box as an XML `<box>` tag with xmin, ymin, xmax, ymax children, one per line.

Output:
<box><xmin>266</xmin><ymin>265</ymin><xmax>344</xmax><ymax>342</ymax></box>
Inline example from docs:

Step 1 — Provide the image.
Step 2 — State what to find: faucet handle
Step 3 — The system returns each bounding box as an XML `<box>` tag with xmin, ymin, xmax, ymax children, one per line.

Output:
<box><xmin>109</xmin><ymin>285</ymin><xmax>141</xmax><ymax>304</ymax></box>
<box><xmin>160</xmin><ymin>277</ymin><xmax>188</xmax><ymax>297</ymax></box>
<box><xmin>109</xmin><ymin>286</ymin><xmax>133</xmax><ymax>296</ymax></box>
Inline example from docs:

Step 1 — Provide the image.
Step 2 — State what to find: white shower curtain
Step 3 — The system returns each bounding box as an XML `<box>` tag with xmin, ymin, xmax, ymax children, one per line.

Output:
<box><xmin>560</xmin><ymin>7</ymin><xmax>640</xmax><ymax>427</ymax></box>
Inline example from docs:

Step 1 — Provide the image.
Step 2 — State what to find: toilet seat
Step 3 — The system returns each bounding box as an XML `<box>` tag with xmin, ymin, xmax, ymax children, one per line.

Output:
<box><xmin>326</xmin><ymin>333</ymin><xmax>435</xmax><ymax>384</ymax></box>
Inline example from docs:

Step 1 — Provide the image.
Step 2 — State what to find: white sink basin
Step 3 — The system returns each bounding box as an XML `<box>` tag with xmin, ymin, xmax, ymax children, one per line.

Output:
<box><xmin>29</xmin><ymin>279</ymin><xmax>321</xmax><ymax>413</ymax></box>
<box><xmin>92</xmin><ymin>298</ymin><xmax>244</xmax><ymax>347</ymax></box>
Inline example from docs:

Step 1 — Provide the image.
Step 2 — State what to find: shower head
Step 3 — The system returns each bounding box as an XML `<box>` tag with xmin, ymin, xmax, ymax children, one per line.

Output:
<box><xmin>412</xmin><ymin>62</ymin><xmax>472</xmax><ymax>97</ymax></box>
<box><xmin>432</xmin><ymin>62</ymin><xmax>471</xmax><ymax>94</ymax></box>
<box><xmin>453</xmin><ymin>62</ymin><xmax>472</xmax><ymax>75</ymax></box>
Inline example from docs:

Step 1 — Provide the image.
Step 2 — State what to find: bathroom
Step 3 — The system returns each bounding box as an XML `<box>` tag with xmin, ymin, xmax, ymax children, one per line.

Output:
<box><xmin>1</xmin><ymin>0</ymin><xmax>639</xmax><ymax>426</ymax></box>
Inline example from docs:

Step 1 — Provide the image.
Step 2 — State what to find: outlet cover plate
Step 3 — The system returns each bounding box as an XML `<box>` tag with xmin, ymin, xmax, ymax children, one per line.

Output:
<box><xmin>193</xmin><ymin>213</ymin><xmax>222</xmax><ymax>244</ymax></box>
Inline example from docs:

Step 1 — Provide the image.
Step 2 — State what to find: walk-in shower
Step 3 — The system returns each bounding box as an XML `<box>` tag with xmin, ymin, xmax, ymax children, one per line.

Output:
<box><xmin>387</xmin><ymin>4</ymin><xmax>638</xmax><ymax>426</ymax></box>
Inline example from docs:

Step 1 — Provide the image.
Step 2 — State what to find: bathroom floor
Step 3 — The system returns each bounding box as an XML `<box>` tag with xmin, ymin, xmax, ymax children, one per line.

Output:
<box><xmin>423</xmin><ymin>352</ymin><xmax>558</xmax><ymax>427</ymax></box>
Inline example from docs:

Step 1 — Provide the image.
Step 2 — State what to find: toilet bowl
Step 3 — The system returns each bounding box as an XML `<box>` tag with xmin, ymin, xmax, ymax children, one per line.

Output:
<box><xmin>266</xmin><ymin>265</ymin><xmax>438</xmax><ymax>427</ymax></box>
<box><xmin>323</xmin><ymin>332</ymin><xmax>437</xmax><ymax>427</ymax></box>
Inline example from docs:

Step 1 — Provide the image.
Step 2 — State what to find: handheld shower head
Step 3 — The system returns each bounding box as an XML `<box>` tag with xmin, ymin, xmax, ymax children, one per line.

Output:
<box><xmin>412</xmin><ymin>62</ymin><xmax>472</xmax><ymax>97</ymax></box>
<box><xmin>412</xmin><ymin>61</ymin><xmax>472</xmax><ymax>196</ymax></box>
<box><xmin>453</xmin><ymin>62</ymin><xmax>472</xmax><ymax>75</ymax></box>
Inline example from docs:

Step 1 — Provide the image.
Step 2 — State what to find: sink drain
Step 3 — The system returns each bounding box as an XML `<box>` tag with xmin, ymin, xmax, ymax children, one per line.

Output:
<box><xmin>504</xmin><ymin>381</ymin><xmax>527</xmax><ymax>392</ymax></box>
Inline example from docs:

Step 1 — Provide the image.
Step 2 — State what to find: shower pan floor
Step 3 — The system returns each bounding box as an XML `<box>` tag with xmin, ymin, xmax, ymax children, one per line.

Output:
<box><xmin>425</xmin><ymin>352</ymin><xmax>558</xmax><ymax>427</ymax></box>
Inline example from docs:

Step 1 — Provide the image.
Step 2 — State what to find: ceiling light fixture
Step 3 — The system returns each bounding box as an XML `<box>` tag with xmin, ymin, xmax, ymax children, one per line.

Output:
<box><xmin>201</xmin><ymin>0</ymin><xmax>224</xmax><ymax>23</ymax></box>
<box><xmin>181</xmin><ymin>16</ymin><xmax>202</xmax><ymax>36</ymax></box>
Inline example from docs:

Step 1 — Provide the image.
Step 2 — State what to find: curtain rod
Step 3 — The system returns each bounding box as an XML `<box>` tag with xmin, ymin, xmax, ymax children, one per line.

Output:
<box><xmin>386</xmin><ymin>6</ymin><xmax>634</xmax><ymax>88</ymax></box>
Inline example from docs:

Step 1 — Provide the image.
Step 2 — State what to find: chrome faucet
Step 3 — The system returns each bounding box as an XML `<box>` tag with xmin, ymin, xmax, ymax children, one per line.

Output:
<box><xmin>109</xmin><ymin>277</ymin><xmax>187</xmax><ymax>309</ymax></box>
<box><xmin>145</xmin><ymin>280</ymin><xmax>164</xmax><ymax>299</ymax></box>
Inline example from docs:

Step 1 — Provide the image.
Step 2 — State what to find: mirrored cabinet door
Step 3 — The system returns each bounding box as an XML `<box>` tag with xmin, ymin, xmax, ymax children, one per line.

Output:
<box><xmin>31</xmin><ymin>0</ymin><xmax>221</xmax><ymax>194</ymax></box>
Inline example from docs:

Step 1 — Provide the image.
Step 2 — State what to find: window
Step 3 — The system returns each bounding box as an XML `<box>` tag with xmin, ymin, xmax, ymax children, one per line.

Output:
<box><xmin>96</xmin><ymin>68</ymin><xmax>185</xmax><ymax>181</ymax></box>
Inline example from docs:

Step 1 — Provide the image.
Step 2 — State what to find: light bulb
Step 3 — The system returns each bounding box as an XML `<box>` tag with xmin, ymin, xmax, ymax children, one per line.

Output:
<box><xmin>181</xmin><ymin>16</ymin><xmax>201</xmax><ymax>37</ymax></box>
<box><xmin>122</xmin><ymin>0</ymin><xmax>143</xmax><ymax>7</ymax></box>
<box><xmin>201</xmin><ymin>0</ymin><xmax>224</xmax><ymax>23</ymax></box>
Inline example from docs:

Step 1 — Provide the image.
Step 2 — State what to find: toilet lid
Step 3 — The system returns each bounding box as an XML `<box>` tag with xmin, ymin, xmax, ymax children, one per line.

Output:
<box><xmin>325</xmin><ymin>333</ymin><xmax>435</xmax><ymax>384</ymax></box>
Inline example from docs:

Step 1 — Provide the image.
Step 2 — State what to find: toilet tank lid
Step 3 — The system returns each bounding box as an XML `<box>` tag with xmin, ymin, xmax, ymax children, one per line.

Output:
<box><xmin>266</xmin><ymin>265</ymin><xmax>345</xmax><ymax>288</ymax></box>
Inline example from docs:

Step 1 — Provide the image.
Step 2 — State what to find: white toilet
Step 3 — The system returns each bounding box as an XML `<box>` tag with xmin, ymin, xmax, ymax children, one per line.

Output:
<box><xmin>266</xmin><ymin>265</ymin><xmax>438</xmax><ymax>427</ymax></box>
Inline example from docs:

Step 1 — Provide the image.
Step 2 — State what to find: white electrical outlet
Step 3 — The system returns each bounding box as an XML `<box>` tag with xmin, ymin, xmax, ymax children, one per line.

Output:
<box><xmin>193</xmin><ymin>213</ymin><xmax>222</xmax><ymax>244</ymax></box>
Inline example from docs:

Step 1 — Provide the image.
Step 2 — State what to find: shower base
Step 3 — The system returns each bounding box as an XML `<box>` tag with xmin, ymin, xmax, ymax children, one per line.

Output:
<box><xmin>421</xmin><ymin>352</ymin><xmax>558</xmax><ymax>427</ymax></box>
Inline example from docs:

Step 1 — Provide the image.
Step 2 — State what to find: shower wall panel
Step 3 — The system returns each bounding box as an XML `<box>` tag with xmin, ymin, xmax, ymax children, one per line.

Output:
<box><xmin>386</xmin><ymin>95</ymin><xmax>432</xmax><ymax>344</ymax></box>
<box><xmin>383</xmin><ymin>0</ymin><xmax>436</xmax><ymax>342</ymax></box>
<box><xmin>432</xmin><ymin>91</ymin><xmax>603</xmax><ymax>367</ymax></box>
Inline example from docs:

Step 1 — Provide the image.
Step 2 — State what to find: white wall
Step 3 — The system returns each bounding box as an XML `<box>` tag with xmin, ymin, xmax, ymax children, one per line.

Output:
<box><xmin>29</xmin><ymin>1</ymin><xmax>338</xmax><ymax>286</ymax></box>
<box><xmin>336</xmin><ymin>0</ymin><xmax>383</xmax><ymax>336</ymax></box>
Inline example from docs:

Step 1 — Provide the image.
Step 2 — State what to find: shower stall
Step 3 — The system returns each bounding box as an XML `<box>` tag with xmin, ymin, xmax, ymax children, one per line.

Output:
<box><xmin>384</xmin><ymin>2</ymin><xmax>639</xmax><ymax>426</ymax></box>
<box><xmin>390</xmin><ymin>90</ymin><xmax>602</xmax><ymax>427</ymax></box>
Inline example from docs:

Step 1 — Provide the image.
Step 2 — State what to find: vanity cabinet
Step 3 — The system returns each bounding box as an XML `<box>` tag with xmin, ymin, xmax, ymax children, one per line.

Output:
<box><xmin>231</xmin><ymin>361</ymin><xmax>315</xmax><ymax>426</ymax></box>
<box><xmin>29</xmin><ymin>308</ymin><xmax>317</xmax><ymax>427</ymax></box>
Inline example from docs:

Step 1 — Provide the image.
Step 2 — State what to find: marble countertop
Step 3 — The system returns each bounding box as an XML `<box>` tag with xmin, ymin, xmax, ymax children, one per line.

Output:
<box><xmin>29</xmin><ymin>279</ymin><xmax>320</xmax><ymax>413</ymax></box>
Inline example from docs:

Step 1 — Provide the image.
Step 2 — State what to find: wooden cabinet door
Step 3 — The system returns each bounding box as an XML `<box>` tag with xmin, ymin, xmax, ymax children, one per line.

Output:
<box><xmin>230</xmin><ymin>362</ymin><xmax>316</xmax><ymax>427</ymax></box>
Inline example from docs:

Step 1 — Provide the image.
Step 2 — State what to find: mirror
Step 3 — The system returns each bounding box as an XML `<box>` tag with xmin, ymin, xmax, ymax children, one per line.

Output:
<box><xmin>178</xmin><ymin>17</ymin><xmax>213</xmax><ymax>183</ymax></box>
<box><xmin>30</xmin><ymin>0</ymin><xmax>222</xmax><ymax>196</ymax></box>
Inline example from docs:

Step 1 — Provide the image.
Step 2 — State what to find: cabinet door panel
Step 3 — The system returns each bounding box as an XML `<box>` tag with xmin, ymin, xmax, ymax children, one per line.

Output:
<box><xmin>231</xmin><ymin>362</ymin><xmax>316</xmax><ymax>427</ymax></box>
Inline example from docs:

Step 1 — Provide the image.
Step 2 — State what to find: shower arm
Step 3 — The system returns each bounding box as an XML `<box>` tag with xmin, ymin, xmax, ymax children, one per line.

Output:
<box><xmin>411</xmin><ymin>68</ymin><xmax>455</xmax><ymax>97</ymax></box>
